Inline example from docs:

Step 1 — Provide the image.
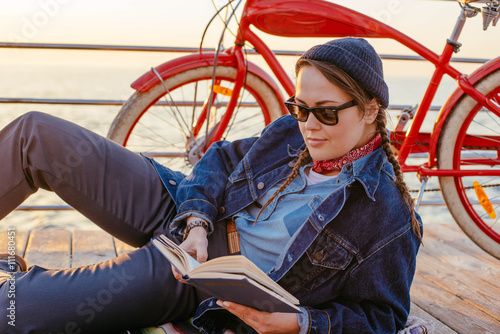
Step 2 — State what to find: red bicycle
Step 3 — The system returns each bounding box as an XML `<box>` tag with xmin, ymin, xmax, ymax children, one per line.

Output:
<box><xmin>106</xmin><ymin>0</ymin><xmax>500</xmax><ymax>259</ymax></box>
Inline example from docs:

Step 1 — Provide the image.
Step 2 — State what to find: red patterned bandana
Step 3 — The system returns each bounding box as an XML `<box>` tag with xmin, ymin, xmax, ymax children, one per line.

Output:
<box><xmin>312</xmin><ymin>133</ymin><xmax>382</xmax><ymax>174</ymax></box>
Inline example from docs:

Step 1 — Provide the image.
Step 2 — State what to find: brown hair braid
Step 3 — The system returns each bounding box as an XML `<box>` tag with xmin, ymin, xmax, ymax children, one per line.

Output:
<box><xmin>376</xmin><ymin>113</ymin><xmax>423</xmax><ymax>242</ymax></box>
<box><xmin>254</xmin><ymin>148</ymin><xmax>311</xmax><ymax>223</ymax></box>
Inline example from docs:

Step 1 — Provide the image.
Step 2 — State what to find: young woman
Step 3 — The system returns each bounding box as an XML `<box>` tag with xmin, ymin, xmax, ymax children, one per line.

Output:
<box><xmin>0</xmin><ymin>37</ymin><xmax>422</xmax><ymax>333</ymax></box>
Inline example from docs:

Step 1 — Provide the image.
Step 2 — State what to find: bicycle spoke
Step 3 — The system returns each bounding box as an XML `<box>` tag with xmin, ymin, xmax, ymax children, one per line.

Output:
<box><xmin>477</xmin><ymin>201</ymin><xmax>500</xmax><ymax>226</ymax></box>
<box><xmin>485</xmin><ymin>110</ymin><xmax>500</xmax><ymax>129</ymax></box>
<box><xmin>222</xmin><ymin>86</ymin><xmax>262</xmax><ymax>139</ymax></box>
<box><xmin>471</xmin><ymin>120</ymin><xmax>500</xmax><ymax>137</ymax></box>
<box><xmin>128</xmin><ymin>130</ymin><xmax>184</xmax><ymax>149</ymax></box>
<box><xmin>189</xmin><ymin>81</ymin><xmax>198</xmax><ymax>137</ymax></box>
<box><xmin>127</xmin><ymin>130</ymin><xmax>184</xmax><ymax>150</ymax></box>
<box><xmin>148</xmin><ymin>106</ymin><xmax>185</xmax><ymax>131</ymax></box>
<box><xmin>152</xmin><ymin>68</ymin><xmax>191</xmax><ymax>137</ymax></box>
<box><xmin>222</xmin><ymin>93</ymin><xmax>244</xmax><ymax>140</ymax></box>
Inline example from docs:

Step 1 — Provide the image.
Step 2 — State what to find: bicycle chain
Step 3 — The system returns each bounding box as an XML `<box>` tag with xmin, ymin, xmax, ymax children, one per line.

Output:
<box><xmin>392</xmin><ymin>141</ymin><xmax>500</xmax><ymax>151</ymax></box>
<box><xmin>391</xmin><ymin>140</ymin><xmax>500</xmax><ymax>192</ymax></box>
<box><xmin>409</xmin><ymin>183</ymin><xmax>500</xmax><ymax>193</ymax></box>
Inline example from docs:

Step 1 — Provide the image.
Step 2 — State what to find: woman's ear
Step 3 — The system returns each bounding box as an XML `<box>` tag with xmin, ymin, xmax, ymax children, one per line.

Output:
<box><xmin>364</xmin><ymin>99</ymin><xmax>380</xmax><ymax>124</ymax></box>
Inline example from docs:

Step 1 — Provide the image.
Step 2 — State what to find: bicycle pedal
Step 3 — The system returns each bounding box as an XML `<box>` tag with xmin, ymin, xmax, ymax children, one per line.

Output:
<box><xmin>482</xmin><ymin>6</ymin><xmax>499</xmax><ymax>30</ymax></box>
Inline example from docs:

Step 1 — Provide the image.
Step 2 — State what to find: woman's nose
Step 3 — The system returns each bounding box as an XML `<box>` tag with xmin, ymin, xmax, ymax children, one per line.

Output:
<box><xmin>304</xmin><ymin>112</ymin><xmax>322</xmax><ymax>130</ymax></box>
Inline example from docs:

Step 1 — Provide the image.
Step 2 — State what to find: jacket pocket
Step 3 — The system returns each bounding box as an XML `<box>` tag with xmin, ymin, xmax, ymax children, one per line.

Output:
<box><xmin>300</xmin><ymin>233</ymin><xmax>353</xmax><ymax>291</ymax></box>
<box><xmin>278</xmin><ymin>232</ymin><xmax>354</xmax><ymax>294</ymax></box>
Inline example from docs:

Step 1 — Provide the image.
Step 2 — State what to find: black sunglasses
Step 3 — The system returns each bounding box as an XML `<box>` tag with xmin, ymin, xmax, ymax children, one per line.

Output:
<box><xmin>284</xmin><ymin>95</ymin><xmax>358</xmax><ymax>125</ymax></box>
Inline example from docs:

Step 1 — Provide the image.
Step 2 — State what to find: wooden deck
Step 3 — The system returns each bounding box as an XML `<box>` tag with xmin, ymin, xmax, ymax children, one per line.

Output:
<box><xmin>2</xmin><ymin>223</ymin><xmax>499</xmax><ymax>333</ymax></box>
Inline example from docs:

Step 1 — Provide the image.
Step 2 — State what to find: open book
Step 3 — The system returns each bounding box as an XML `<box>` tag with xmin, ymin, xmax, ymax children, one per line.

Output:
<box><xmin>152</xmin><ymin>235</ymin><xmax>301</xmax><ymax>313</ymax></box>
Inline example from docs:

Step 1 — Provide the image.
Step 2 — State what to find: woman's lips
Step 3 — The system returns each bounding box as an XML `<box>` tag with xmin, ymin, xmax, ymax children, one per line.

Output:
<box><xmin>307</xmin><ymin>137</ymin><xmax>326</xmax><ymax>147</ymax></box>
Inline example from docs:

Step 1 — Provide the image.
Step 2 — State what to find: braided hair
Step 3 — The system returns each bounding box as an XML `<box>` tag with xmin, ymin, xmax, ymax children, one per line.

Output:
<box><xmin>254</xmin><ymin>148</ymin><xmax>311</xmax><ymax>222</ymax></box>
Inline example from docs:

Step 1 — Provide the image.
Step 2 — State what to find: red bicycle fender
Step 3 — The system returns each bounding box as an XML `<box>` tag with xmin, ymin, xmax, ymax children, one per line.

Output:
<box><xmin>130</xmin><ymin>52</ymin><xmax>287</xmax><ymax>115</ymax></box>
<box><xmin>429</xmin><ymin>56</ymin><xmax>500</xmax><ymax>166</ymax></box>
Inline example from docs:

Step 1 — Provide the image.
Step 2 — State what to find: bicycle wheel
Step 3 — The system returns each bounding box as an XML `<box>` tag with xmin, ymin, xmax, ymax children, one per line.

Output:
<box><xmin>107</xmin><ymin>65</ymin><xmax>283</xmax><ymax>173</ymax></box>
<box><xmin>438</xmin><ymin>69</ymin><xmax>500</xmax><ymax>259</ymax></box>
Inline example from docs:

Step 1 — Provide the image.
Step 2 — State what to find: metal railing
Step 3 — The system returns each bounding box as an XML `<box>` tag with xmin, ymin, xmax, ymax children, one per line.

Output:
<box><xmin>0</xmin><ymin>41</ymin><xmax>490</xmax><ymax>62</ymax></box>
<box><xmin>1</xmin><ymin>41</ymin><xmax>489</xmax><ymax>211</ymax></box>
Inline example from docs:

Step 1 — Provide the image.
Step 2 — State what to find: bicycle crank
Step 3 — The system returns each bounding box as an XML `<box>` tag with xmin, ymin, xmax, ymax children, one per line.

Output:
<box><xmin>185</xmin><ymin>136</ymin><xmax>205</xmax><ymax>167</ymax></box>
<box><xmin>184</xmin><ymin>122</ymin><xmax>221</xmax><ymax>167</ymax></box>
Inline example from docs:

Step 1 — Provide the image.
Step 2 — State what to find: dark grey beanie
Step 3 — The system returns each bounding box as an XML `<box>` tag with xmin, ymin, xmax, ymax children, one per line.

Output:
<box><xmin>298</xmin><ymin>37</ymin><xmax>389</xmax><ymax>108</ymax></box>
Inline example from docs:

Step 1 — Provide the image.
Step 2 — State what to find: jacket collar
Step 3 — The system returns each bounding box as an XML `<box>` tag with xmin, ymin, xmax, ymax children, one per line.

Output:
<box><xmin>350</xmin><ymin>146</ymin><xmax>392</xmax><ymax>201</ymax></box>
<box><xmin>287</xmin><ymin>143</ymin><xmax>306</xmax><ymax>158</ymax></box>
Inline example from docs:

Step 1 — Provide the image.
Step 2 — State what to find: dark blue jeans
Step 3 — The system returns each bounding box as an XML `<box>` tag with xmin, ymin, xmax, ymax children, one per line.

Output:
<box><xmin>0</xmin><ymin>112</ymin><xmax>228</xmax><ymax>333</ymax></box>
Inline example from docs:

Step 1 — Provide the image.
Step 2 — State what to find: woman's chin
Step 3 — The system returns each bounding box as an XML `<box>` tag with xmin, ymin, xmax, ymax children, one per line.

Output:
<box><xmin>308</xmin><ymin>150</ymin><xmax>344</xmax><ymax>162</ymax></box>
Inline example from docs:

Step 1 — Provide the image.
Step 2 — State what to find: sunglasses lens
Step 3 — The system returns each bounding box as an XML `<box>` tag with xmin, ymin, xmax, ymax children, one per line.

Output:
<box><xmin>286</xmin><ymin>104</ymin><xmax>306</xmax><ymax>121</ymax></box>
<box><xmin>315</xmin><ymin>108</ymin><xmax>338</xmax><ymax>125</ymax></box>
<box><xmin>296</xmin><ymin>106</ymin><xmax>309</xmax><ymax>121</ymax></box>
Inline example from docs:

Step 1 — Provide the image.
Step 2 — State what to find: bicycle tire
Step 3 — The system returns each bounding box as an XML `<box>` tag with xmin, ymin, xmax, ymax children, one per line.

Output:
<box><xmin>107</xmin><ymin>65</ymin><xmax>283</xmax><ymax>173</ymax></box>
<box><xmin>437</xmin><ymin>69</ymin><xmax>500</xmax><ymax>259</ymax></box>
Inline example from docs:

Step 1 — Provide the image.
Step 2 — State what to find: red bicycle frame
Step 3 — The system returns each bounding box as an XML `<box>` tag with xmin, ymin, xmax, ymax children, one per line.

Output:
<box><xmin>228</xmin><ymin>0</ymin><xmax>500</xmax><ymax>178</ymax></box>
<box><xmin>131</xmin><ymin>0</ymin><xmax>500</xmax><ymax>177</ymax></box>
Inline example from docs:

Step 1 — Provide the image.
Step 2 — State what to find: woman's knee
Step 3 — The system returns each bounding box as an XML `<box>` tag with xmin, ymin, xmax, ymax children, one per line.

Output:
<box><xmin>15</xmin><ymin>111</ymin><xmax>55</xmax><ymax>131</ymax></box>
<box><xmin>7</xmin><ymin>111</ymin><xmax>66</xmax><ymax>149</ymax></box>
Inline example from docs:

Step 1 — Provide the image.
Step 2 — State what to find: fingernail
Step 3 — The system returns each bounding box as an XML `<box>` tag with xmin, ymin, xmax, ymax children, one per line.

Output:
<box><xmin>216</xmin><ymin>300</ymin><xmax>230</xmax><ymax>308</ymax></box>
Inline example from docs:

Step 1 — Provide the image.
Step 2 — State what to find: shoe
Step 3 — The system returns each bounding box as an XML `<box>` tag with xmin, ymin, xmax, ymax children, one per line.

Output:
<box><xmin>0</xmin><ymin>254</ymin><xmax>27</xmax><ymax>273</ymax></box>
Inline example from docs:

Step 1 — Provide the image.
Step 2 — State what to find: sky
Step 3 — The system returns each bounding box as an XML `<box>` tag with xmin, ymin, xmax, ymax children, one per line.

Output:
<box><xmin>0</xmin><ymin>0</ymin><xmax>498</xmax><ymax>68</ymax></box>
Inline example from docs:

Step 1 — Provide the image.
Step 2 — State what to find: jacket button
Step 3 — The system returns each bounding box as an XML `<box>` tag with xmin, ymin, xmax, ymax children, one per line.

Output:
<box><xmin>219</xmin><ymin>207</ymin><xmax>225</xmax><ymax>214</ymax></box>
<box><xmin>314</xmin><ymin>252</ymin><xmax>324</xmax><ymax>261</ymax></box>
<box><xmin>288</xmin><ymin>161</ymin><xmax>295</xmax><ymax>168</ymax></box>
<box><xmin>169</xmin><ymin>180</ymin><xmax>177</xmax><ymax>186</ymax></box>
<box><xmin>257</xmin><ymin>182</ymin><xmax>265</xmax><ymax>190</ymax></box>
<box><xmin>318</xmin><ymin>214</ymin><xmax>325</xmax><ymax>221</ymax></box>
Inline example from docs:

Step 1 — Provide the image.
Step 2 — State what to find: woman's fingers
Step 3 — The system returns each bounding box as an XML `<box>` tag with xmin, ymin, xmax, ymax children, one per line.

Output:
<box><xmin>181</xmin><ymin>227</ymin><xmax>209</xmax><ymax>263</ymax></box>
<box><xmin>194</xmin><ymin>243</ymin><xmax>208</xmax><ymax>263</ymax></box>
<box><xmin>171</xmin><ymin>265</ymin><xmax>187</xmax><ymax>283</ymax></box>
<box><xmin>217</xmin><ymin>301</ymin><xmax>260</xmax><ymax>324</ymax></box>
<box><xmin>216</xmin><ymin>300</ymin><xmax>300</xmax><ymax>334</ymax></box>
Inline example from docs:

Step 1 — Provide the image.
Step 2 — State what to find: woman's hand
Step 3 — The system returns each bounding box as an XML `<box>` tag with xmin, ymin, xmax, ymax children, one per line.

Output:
<box><xmin>171</xmin><ymin>218</ymin><xmax>209</xmax><ymax>282</ymax></box>
<box><xmin>216</xmin><ymin>300</ymin><xmax>300</xmax><ymax>334</ymax></box>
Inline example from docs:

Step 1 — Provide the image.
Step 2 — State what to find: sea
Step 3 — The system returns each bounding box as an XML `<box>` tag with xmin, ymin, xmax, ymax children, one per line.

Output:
<box><xmin>0</xmin><ymin>53</ymin><xmax>470</xmax><ymax>231</ymax></box>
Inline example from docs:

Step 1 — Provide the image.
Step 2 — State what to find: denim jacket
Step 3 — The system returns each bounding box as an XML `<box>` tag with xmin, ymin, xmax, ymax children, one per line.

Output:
<box><xmin>151</xmin><ymin>115</ymin><xmax>422</xmax><ymax>334</ymax></box>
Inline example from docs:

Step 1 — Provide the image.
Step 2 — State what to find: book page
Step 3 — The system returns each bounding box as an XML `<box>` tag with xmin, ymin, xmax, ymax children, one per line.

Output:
<box><xmin>152</xmin><ymin>236</ymin><xmax>200</xmax><ymax>274</ymax></box>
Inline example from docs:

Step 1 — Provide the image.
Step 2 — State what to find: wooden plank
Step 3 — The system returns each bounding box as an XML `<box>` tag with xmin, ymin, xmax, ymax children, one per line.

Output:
<box><xmin>409</xmin><ymin>303</ymin><xmax>458</xmax><ymax>334</ymax></box>
<box><xmin>421</xmin><ymin>225</ymin><xmax>500</xmax><ymax>288</ymax></box>
<box><xmin>24</xmin><ymin>229</ymin><xmax>70</xmax><ymax>269</ymax></box>
<box><xmin>415</xmin><ymin>230</ymin><xmax>500</xmax><ymax>319</ymax></box>
<box><xmin>424</xmin><ymin>223</ymin><xmax>500</xmax><ymax>270</ymax></box>
<box><xmin>411</xmin><ymin>274</ymin><xmax>500</xmax><ymax>333</ymax></box>
<box><xmin>113</xmin><ymin>237</ymin><xmax>138</xmax><ymax>257</ymax></box>
<box><xmin>0</xmin><ymin>230</ymin><xmax>30</xmax><ymax>256</ymax></box>
<box><xmin>71</xmin><ymin>230</ymin><xmax>117</xmax><ymax>268</ymax></box>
